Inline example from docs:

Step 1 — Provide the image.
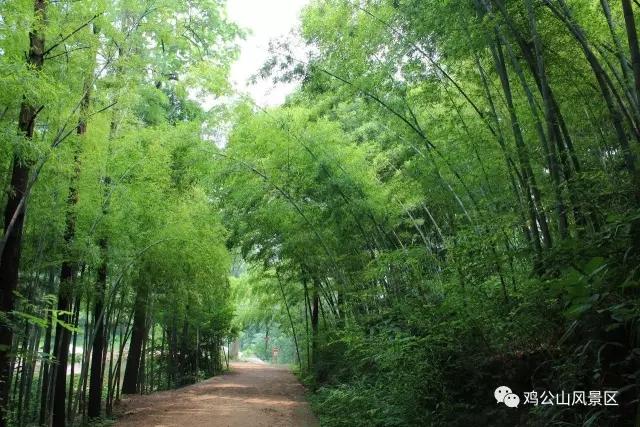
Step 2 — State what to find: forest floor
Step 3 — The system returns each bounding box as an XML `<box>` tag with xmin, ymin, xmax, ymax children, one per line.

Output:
<box><xmin>113</xmin><ymin>361</ymin><xmax>319</xmax><ymax>427</ymax></box>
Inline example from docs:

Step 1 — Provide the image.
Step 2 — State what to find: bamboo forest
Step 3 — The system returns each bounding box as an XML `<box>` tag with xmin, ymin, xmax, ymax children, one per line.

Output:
<box><xmin>1</xmin><ymin>0</ymin><xmax>640</xmax><ymax>426</ymax></box>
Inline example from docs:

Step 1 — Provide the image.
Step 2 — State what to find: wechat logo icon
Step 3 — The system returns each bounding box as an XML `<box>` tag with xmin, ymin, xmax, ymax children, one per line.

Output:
<box><xmin>495</xmin><ymin>386</ymin><xmax>520</xmax><ymax>408</ymax></box>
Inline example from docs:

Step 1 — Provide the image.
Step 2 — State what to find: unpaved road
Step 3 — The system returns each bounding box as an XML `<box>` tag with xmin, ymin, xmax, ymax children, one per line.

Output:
<box><xmin>115</xmin><ymin>362</ymin><xmax>319</xmax><ymax>427</ymax></box>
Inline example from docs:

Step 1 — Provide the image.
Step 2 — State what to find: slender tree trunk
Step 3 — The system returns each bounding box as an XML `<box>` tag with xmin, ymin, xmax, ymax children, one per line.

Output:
<box><xmin>51</xmin><ymin>286</ymin><xmax>74</xmax><ymax>427</ymax></box>
<box><xmin>0</xmin><ymin>3</ymin><xmax>46</xmax><ymax>424</ymax></box>
<box><xmin>51</xmin><ymin>61</ymin><xmax>94</xmax><ymax>427</ymax></box>
<box><xmin>475</xmin><ymin>53</ymin><xmax>536</xmax><ymax>250</ymax></box>
<box><xmin>87</xmin><ymin>247</ymin><xmax>107</xmax><ymax>419</ymax></box>
<box><xmin>100</xmin><ymin>297</ymin><xmax>110</xmax><ymax>394</ymax></box>
<box><xmin>311</xmin><ymin>278</ymin><xmax>320</xmax><ymax>382</ymax></box>
<box><xmin>113</xmin><ymin>326</ymin><xmax>123</xmax><ymax>403</ymax></box>
<box><xmin>108</xmin><ymin>307</ymin><xmax>133</xmax><ymax>411</ymax></box>
<box><xmin>546</xmin><ymin>0</ymin><xmax>639</xmax><ymax>173</ymax></box>
<box><xmin>623</xmin><ymin>0</ymin><xmax>640</xmax><ymax>106</ymax></box>
<box><xmin>139</xmin><ymin>333</ymin><xmax>146</xmax><ymax>390</ymax></box>
<box><xmin>66</xmin><ymin>294</ymin><xmax>81</xmax><ymax>423</ymax></box>
<box><xmin>546</xmin><ymin>0</ymin><xmax>640</xmax><ymax>250</ymax></box>
<box><xmin>159</xmin><ymin>327</ymin><xmax>165</xmax><ymax>390</ymax></box>
<box><xmin>276</xmin><ymin>273</ymin><xmax>301</xmax><ymax>367</ymax></box>
<box><xmin>77</xmin><ymin>296</ymin><xmax>90</xmax><ymax>419</ymax></box>
<box><xmin>178</xmin><ymin>316</ymin><xmax>188</xmax><ymax>382</ymax></box>
<box><xmin>105</xmin><ymin>337</ymin><xmax>115</xmax><ymax>415</ymax></box>
<box><xmin>264</xmin><ymin>324</ymin><xmax>269</xmax><ymax>359</ymax></box>
<box><xmin>149</xmin><ymin>321</ymin><xmax>155</xmax><ymax>392</ymax></box>
<box><xmin>492</xmin><ymin>0</ymin><xmax>590</xmax><ymax>233</ymax></box>
<box><xmin>105</xmin><ymin>297</ymin><xmax>120</xmax><ymax>415</ymax></box>
<box><xmin>122</xmin><ymin>285</ymin><xmax>148</xmax><ymax>394</ymax></box>
<box><xmin>167</xmin><ymin>322</ymin><xmax>174</xmax><ymax>389</ymax></box>
<box><xmin>194</xmin><ymin>327</ymin><xmax>199</xmax><ymax>381</ymax></box>
<box><xmin>491</xmin><ymin>39</ymin><xmax>551</xmax><ymax>251</ymax></box>
<box><xmin>602</xmin><ymin>0</ymin><xmax>637</xmax><ymax>110</ymax></box>
<box><xmin>38</xmin><ymin>275</ymin><xmax>54</xmax><ymax>426</ymax></box>
<box><xmin>302</xmin><ymin>277</ymin><xmax>311</xmax><ymax>372</ymax></box>
<box><xmin>15</xmin><ymin>322</ymin><xmax>30</xmax><ymax>426</ymax></box>
<box><xmin>21</xmin><ymin>324</ymin><xmax>39</xmax><ymax>426</ymax></box>
<box><xmin>525</xmin><ymin>0</ymin><xmax>570</xmax><ymax>239</ymax></box>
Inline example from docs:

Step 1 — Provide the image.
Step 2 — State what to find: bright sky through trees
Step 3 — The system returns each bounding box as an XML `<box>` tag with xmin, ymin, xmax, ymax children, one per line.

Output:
<box><xmin>226</xmin><ymin>0</ymin><xmax>310</xmax><ymax>106</ymax></box>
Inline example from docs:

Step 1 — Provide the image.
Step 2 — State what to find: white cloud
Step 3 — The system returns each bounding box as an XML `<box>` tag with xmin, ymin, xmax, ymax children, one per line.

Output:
<box><xmin>226</xmin><ymin>0</ymin><xmax>310</xmax><ymax>107</ymax></box>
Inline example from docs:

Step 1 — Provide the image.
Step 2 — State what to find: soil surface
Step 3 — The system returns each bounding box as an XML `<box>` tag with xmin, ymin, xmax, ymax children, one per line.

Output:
<box><xmin>114</xmin><ymin>361</ymin><xmax>319</xmax><ymax>427</ymax></box>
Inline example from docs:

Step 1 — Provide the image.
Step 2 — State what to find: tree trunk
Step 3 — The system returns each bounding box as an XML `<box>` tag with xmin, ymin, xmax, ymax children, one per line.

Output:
<box><xmin>311</xmin><ymin>279</ymin><xmax>319</xmax><ymax>369</ymax></box>
<box><xmin>0</xmin><ymin>3</ymin><xmax>46</xmax><ymax>425</ymax></box>
<box><xmin>140</xmin><ymin>333</ymin><xmax>147</xmax><ymax>391</ymax></box>
<box><xmin>623</xmin><ymin>0</ymin><xmax>640</xmax><ymax>107</ymax></box>
<box><xmin>602</xmin><ymin>0</ymin><xmax>637</xmax><ymax>110</ymax></box>
<box><xmin>15</xmin><ymin>321</ymin><xmax>30</xmax><ymax>426</ymax></box>
<box><xmin>66</xmin><ymin>294</ymin><xmax>81</xmax><ymax>423</ymax></box>
<box><xmin>149</xmin><ymin>321</ymin><xmax>155</xmax><ymax>392</ymax></box>
<box><xmin>105</xmin><ymin>295</ymin><xmax>122</xmax><ymax>415</ymax></box>
<box><xmin>474</xmin><ymin>52</ymin><xmax>535</xmax><ymax>250</ymax></box>
<box><xmin>20</xmin><ymin>323</ymin><xmax>39</xmax><ymax>427</ymax></box>
<box><xmin>77</xmin><ymin>297</ymin><xmax>90</xmax><ymax>419</ymax></box>
<box><xmin>525</xmin><ymin>0</ymin><xmax>570</xmax><ymax>239</ymax></box>
<box><xmin>51</xmin><ymin>78</ymin><xmax>92</xmax><ymax>427</ymax></box>
<box><xmin>159</xmin><ymin>327</ymin><xmax>165</xmax><ymax>390</ymax></box>
<box><xmin>276</xmin><ymin>274</ymin><xmax>301</xmax><ymax>367</ymax></box>
<box><xmin>302</xmin><ymin>278</ymin><xmax>311</xmax><ymax>372</ymax></box>
<box><xmin>38</xmin><ymin>274</ymin><xmax>54</xmax><ymax>426</ymax></box>
<box><xmin>122</xmin><ymin>285</ymin><xmax>148</xmax><ymax>394</ymax></box>
<box><xmin>491</xmin><ymin>39</ymin><xmax>551</xmax><ymax>251</ymax></box>
<box><xmin>546</xmin><ymin>0</ymin><xmax>638</xmax><ymax>174</ymax></box>
<box><xmin>87</xmin><ymin>244</ymin><xmax>107</xmax><ymax>419</ymax></box>
<box><xmin>51</xmin><ymin>282</ymin><xmax>74</xmax><ymax>427</ymax></box>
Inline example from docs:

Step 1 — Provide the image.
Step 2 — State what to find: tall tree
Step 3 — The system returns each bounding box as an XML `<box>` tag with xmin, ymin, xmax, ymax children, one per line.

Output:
<box><xmin>0</xmin><ymin>1</ymin><xmax>46</xmax><ymax>424</ymax></box>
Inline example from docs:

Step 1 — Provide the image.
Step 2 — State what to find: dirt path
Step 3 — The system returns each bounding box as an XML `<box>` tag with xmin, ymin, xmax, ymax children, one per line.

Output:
<box><xmin>114</xmin><ymin>362</ymin><xmax>319</xmax><ymax>427</ymax></box>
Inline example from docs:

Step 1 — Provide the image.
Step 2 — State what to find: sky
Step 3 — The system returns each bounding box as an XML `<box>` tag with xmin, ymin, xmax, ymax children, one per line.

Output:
<box><xmin>226</xmin><ymin>0</ymin><xmax>310</xmax><ymax>107</ymax></box>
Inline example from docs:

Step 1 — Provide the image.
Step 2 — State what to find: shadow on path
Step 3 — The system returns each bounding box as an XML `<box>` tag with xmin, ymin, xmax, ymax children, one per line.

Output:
<box><xmin>114</xmin><ymin>362</ymin><xmax>319</xmax><ymax>427</ymax></box>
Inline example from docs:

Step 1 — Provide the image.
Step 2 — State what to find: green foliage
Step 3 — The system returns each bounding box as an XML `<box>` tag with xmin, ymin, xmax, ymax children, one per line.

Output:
<box><xmin>3</xmin><ymin>0</ymin><xmax>640</xmax><ymax>426</ymax></box>
<box><xmin>216</xmin><ymin>0</ymin><xmax>640</xmax><ymax>426</ymax></box>
<box><xmin>0</xmin><ymin>0</ymin><xmax>241</xmax><ymax>424</ymax></box>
